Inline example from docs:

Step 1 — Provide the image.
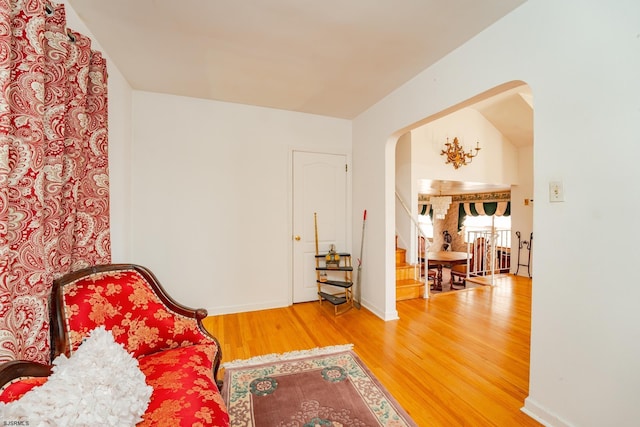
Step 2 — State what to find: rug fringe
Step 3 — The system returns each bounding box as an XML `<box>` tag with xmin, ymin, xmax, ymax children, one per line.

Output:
<box><xmin>222</xmin><ymin>344</ymin><xmax>354</xmax><ymax>369</ymax></box>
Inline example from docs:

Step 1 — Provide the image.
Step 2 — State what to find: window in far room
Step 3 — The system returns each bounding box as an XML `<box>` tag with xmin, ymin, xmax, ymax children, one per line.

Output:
<box><xmin>418</xmin><ymin>213</ymin><xmax>434</xmax><ymax>239</ymax></box>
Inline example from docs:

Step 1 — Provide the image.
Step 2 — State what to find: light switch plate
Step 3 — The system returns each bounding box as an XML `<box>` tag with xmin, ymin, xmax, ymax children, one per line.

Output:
<box><xmin>549</xmin><ymin>181</ymin><xmax>564</xmax><ymax>202</ymax></box>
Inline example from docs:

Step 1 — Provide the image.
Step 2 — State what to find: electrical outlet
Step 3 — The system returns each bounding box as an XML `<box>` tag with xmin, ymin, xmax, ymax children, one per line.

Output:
<box><xmin>549</xmin><ymin>181</ymin><xmax>564</xmax><ymax>202</ymax></box>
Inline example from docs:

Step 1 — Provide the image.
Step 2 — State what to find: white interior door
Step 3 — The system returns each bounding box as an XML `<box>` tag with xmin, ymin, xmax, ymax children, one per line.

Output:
<box><xmin>292</xmin><ymin>151</ymin><xmax>347</xmax><ymax>303</ymax></box>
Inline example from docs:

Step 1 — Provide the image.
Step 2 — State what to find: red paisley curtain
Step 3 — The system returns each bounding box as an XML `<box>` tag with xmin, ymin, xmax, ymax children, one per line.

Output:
<box><xmin>0</xmin><ymin>1</ymin><xmax>110</xmax><ymax>363</ymax></box>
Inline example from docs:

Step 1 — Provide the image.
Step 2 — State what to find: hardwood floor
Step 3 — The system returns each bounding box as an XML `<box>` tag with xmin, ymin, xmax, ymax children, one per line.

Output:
<box><xmin>202</xmin><ymin>274</ymin><xmax>541</xmax><ymax>426</ymax></box>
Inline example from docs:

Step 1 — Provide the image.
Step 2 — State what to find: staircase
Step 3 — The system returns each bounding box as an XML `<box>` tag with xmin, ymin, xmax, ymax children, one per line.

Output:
<box><xmin>395</xmin><ymin>247</ymin><xmax>425</xmax><ymax>300</ymax></box>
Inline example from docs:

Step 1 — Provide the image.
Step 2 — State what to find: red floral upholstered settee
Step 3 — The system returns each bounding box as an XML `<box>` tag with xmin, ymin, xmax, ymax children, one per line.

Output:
<box><xmin>0</xmin><ymin>264</ymin><xmax>230</xmax><ymax>426</ymax></box>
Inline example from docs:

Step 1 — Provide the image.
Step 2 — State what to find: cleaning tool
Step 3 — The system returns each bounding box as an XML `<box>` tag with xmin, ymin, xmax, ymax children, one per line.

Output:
<box><xmin>354</xmin><ymin>209</ymin><xmax>367</xmax><ymax>309</ymax></box>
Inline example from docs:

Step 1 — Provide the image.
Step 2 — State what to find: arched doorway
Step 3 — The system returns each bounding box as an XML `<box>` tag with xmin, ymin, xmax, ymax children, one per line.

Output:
<box><xmin>393</xmin><ymin>81</ymin><xmax>533</xmax><ymax>300</ymax></box>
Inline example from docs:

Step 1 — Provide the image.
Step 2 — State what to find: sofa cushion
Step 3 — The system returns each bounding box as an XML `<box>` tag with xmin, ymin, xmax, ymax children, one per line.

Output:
<box><xmin>137</xmin><ymin>343</ymin><xmax>230</xmax><ymax>427</ymax></box>
<box><xmin>61</xmin><ymin>269</ymin><xmax>212</xmax><ymax>358</ymax></box>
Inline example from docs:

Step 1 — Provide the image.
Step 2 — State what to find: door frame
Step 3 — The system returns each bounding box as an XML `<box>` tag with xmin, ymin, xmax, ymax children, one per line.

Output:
<box><xmin>288</xmin><ymin>147</ymin><xmax>352</xmax><ymax>305</ymax></box>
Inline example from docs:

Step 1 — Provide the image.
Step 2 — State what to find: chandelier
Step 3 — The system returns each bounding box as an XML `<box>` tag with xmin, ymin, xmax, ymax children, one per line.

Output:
<box><xmin>430</xmin><ymin>195</ymin><xmax>452</xmax><ymax>220</ymax></box>
<box><xmin>440</xmin><ymin>137</ymin><xmax>481</xmax><ymax>169</ymax></box>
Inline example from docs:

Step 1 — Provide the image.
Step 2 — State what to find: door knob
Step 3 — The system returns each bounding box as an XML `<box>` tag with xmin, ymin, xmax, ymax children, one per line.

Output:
<box><xmin>294</xmin><ymin>235</ymin><xmax>301</xmax><ymax>241</ymax></box>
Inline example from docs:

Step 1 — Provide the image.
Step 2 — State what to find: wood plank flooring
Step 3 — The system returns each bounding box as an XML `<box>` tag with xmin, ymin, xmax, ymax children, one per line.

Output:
<box><xmin>202</xmin><ymin>274</ymin><xmax>540</xmax><ymax>426</ymax></box>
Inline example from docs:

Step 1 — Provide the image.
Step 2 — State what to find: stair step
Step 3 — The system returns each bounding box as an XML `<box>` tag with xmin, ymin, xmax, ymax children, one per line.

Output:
<box><xmin>395</xmin><ymin>263</ymin><xmax>420</xmax><ymax>281</ymax></box>
<box><xmin>395</xmin><ymin>246</ymin><xmax>425</xmax><ymax>300</ymax></box>
<box><xmin>396</xmin><ymin>279</ymin><xmax>425</xmax><ymax>301</ymax></box>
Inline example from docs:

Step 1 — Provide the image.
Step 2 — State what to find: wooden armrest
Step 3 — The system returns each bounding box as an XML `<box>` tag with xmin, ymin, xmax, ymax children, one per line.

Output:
<box><xmin>0</xmin><ymin>360</ymin><xmax>52</xmax><ymax>387</ymax></box>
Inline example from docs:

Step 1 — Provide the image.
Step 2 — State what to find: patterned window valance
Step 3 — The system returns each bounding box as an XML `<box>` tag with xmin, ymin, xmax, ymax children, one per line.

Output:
<box><xmin>462</xmin><ymin>201</ymin><xmax>511</xmax><ymax>216</ymax></box>
<box><xmin>457</xmin><ymin>201</ymin><xmax>511</xmax><ymax>231</ymax></box>
<box><xmin>418</xmin><ymin>191</ymin><xmax>511</xmax><ymax>233</ymax></box>
<box><xmin>418</xmin><ymin>191</ymin><xmax>510</xmax><ymax>218</ymax></box>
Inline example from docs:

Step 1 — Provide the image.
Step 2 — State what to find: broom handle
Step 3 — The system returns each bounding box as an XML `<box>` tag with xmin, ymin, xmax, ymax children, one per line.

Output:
<box><xmin>358</xmin><ymin>210</ymin><xmax>367</xmax><ymax>266</ymax></box>
<box><xmin>355</xmin><ymin>209</ymin><xmax>367</xmax><ymax>308</ymax></box>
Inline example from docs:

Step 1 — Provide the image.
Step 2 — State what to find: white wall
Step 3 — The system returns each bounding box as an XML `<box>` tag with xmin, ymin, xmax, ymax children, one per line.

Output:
<box><xmin>131</xmin><ymin>92</ymin><xmax>351</xmax><ymax>315</ymax></box>
<box><xmin>511</xmin><ymin>145</ymin><xmax>534</xmax><ymax>276</ymax></box>
<box><xmin>62</xmin><ymin>0</ymin><xmax>134</xmax><ymax>262</ymax></box>
<box><xmin>411</xmin><ymin>107</ymin><xmax>519</xmax><ymax>185</ymax></box>
<box><xmin>352</xmin><ymin>0</ymin><xmax>640</xmax><ymax>426</ymax></box>
<box><xmin>394</xmin><ymin>132</ymin><xmax>413</xmax><ymax>257</ymax></box>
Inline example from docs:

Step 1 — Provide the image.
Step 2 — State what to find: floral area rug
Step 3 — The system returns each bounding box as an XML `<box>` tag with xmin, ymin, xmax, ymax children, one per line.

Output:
<box><xmin>221</xmin><ymin>345</ymin><xmax>417</xmax><ymax>427</ymax></box>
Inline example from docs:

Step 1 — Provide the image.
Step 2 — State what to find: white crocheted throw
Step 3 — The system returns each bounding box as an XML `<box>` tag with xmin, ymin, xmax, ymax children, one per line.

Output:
<box><xmin>0</xmin><ymin>326</ymin><xmax>153</xmax><ymax>426</ymax></box>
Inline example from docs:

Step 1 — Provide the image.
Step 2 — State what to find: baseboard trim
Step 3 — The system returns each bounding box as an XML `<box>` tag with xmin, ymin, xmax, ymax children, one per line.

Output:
<box><xmin>206</xmin><ymin>299</ymin><xmax>290</xmax><ymax>316</ymax></box>
<box><xmin>355</xmin><ymin>298</ymin><xmax>398</xmax><ymax>321</ymax></box>
<box><xmin>522</xmin><ymin>396</ymin><xmax>573</xmax><ymax>427</ymax></box>
<box><xmin>205</xmin><ymin>297</ymin><xmax>399</xmax><ymax>320</ymax></box>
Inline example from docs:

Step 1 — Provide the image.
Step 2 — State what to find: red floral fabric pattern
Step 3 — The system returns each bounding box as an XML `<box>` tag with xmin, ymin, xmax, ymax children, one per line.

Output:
<box><xmin>137</xmin><ymin>344</ymin><xmax>229</xmax><ymax>427</ymax></box>
<box><xmin>62</xmin><ymin>270</ymin><xmax>211</xmax><ymax>359</ymax></box>
<box><xmin>59</xmin><ymin>268</ymin><xmax>230</xmax><ymax>426</ymax></box>
<box><xmin>0</xmin><ymin>0</ymin><xmax>110</xmax><ymax>363</ymax></box>
<box><xmin>0</xmin><ymin>377</ymin><xmax>47</xmax><ymax>403</ymax></box>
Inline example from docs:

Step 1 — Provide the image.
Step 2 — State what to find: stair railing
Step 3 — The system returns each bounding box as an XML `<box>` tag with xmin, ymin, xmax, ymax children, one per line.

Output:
<box><xmin>465</xmin><ymin>227</ymin><xmax>511</xmax><ymax>285</ymax></box>
<box><xmin>395</xmin><ymin>191</ymin><xmax>430</xmax><ymax>295</ymax></box>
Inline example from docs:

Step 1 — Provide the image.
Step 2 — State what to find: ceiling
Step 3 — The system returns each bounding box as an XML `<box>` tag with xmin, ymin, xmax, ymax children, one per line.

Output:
<box><xmin>471</xmin><ymin>85</ymin><xmax>533</xmax><ymax>148</ymax></box>
<box><xmin>68</xmin><ymin>1</ymin><xmax>532</xmax><ymax>197</ymax></box>
<box><xmin>68</xmin><ymin>0</ymin><xmax>526</xmax><ymax>120</ymax></box>
<box><xmin>417</xmin><ymin>179</ymin><xmax>512</xmax><ymax>196</ymax></box>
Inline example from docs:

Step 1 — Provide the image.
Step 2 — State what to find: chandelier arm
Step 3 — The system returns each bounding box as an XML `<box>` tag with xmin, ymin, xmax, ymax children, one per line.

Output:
<box><xmin>439</xmin><ymin>137</ymin><xmax>481</xmax><ymax>168</ymax></box>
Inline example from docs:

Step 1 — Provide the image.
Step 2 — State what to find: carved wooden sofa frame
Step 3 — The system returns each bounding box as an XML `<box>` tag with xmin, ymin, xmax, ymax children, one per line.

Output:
<box><xmin>0</xmin><ymin>264</ymin><xmax>229</xmax><ymax>426</ymax></box>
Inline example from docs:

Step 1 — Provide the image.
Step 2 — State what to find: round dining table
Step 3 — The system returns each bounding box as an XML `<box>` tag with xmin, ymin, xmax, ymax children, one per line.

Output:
<box><xmin>427</xmin><ymin>251</ymin><xmax>469</xmax><ymax>291</ymax></box>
